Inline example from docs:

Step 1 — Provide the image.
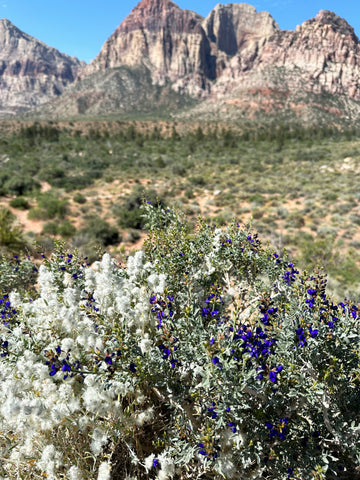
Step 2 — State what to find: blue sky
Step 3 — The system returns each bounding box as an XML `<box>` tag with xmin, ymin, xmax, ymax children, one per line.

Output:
<box><xmin>2</xmin><ymin>0</ymin><xmax>360</xmax><ymax>63</ymax></box>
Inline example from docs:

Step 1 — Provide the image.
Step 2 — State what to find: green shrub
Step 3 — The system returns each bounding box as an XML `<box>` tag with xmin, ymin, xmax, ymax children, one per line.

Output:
<box><xmin>82</xmin><ymin>216</ymin><xmax>120</xmax><ymax>246</ymax></box>
<box><xmin>172</xmin><ymin>164</ymin><xmax>187</xmax><ymax>176</ymax></box>
<box><xmin>117</xmin><ymin>187</ymin><xmax>165</xmax><ymax>230</ymax></box>
<box><xmin>27</xmin><ymin>208</ymin><xmax>49</xmax><ymax>221</ymax></box>
<box><xmin>37</xmin><ymin>192</ymin><xmax>68</xmax><ymax>219</ymax></box>
<box><xmin>73</xmin><ymin>193</ymin><xmax>87</xmax><ymax>204</ymax></box>
<box><xmin>3</xmin><ymin>175</ymin><xmax>40</xmax><ymax>196</ymax></box>
<box><xmin>9</xmin><ymin>197</ymin><xmax>30</xmax><ymax>210</ymax></box>
<box><xmin>20</xmin><ymin>122</ymin><xmax>60</xmax><ymax>144</ymax></box>
<box><xmin>58</xmin><ymin>221</ymin><xmax>76</xmax><ymax>239</ymax></box>
<box><xmin>0</xmin><ymin>208</ymin><xmax>28</xmax><ymax>254</ymax></box>
<box><xmin>42</xmin><ymin>221</ymin><xmax>59</xmax><ymax>236</ymax></box>
<box><xmin>1</xmin><ymin>206</ymin><xmax>359</xmax><ymax>479</ymax></box>
<box><xmin>43</xmin><ymin>221</ymin><xmax>76</xmax><ymax>238</ymax></box>
<box><xmin>189</xmin><ymin>175</ymin><xmax>206</xmax><ymax>186</ymax></box>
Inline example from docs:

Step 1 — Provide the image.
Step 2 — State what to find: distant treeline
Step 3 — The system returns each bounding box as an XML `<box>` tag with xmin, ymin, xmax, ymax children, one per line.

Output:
<box><xmin>19</xmin><ymin>122</ymin><xmax>60</xmax><ymax>145</ymax></box>
<box><xmin>84</xmin><ymin>122</ymin><xmax>360</xmax><ymax>146</ymax></box>
<box><xmin>16</xmin><ymin>120</ymin><xmax>360</xmax><ymax>146</ymax></box>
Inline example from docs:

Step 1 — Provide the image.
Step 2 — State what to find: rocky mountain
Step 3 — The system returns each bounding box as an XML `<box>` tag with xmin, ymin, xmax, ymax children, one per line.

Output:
<box><xmin>57</xmin><ymin>0</ymin><xmax>360</xmax><ymax>124</ymax></box>
<box><xmin>0</xmin><ymin>18</ymin><xmax>84</xmax><ymax>115</ymax></box>
<box><xmin>6</xmin><ymin>1</ymin><xmax>360</xmax><ymax>125</ymax></box>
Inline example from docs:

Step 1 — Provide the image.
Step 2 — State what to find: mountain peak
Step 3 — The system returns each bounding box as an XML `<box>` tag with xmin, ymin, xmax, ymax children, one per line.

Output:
<box><xmin>133</xmin><ymin>0</ymin><xmax>177</xmax><ymax>11</ymax></box>
<box><xmin>314</xmin><ymin>10</ymin><xmax>357</xmax><ymax>39</ymax></box>
<box><xmin>0</xmin><ymin>18</ymin><xmax>24</xmax><ymax>36</ymax></box>
<box><xmin>0</xmin><ymin>18</ymin><xmax>14</xmax><ymax>26</ymax></box>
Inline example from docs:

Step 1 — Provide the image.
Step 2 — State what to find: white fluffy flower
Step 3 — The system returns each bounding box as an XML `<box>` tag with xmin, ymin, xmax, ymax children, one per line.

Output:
<box><xmin>127</xmin><ymin>250</ymin><xmax>144</xmax><ymax>278</ymax></box>
<box><xmin>63</xmin><ymin>272</ymin><xmax>74</xmax><ymax>287</ymax></box>
<box><xmin>91</xmin><ymin>427</ymin><xmax>109</xmax><ymax>456</ymax></box>
<box><xmin>204</xmin><ymin>254</ymin><xmax>216</xmax><ymax>275</ymax></box>
<box><xmin>147</xmin><ymin>272</ymin><xmax>166</xmax><ymax>294</ymax></box>
<box><xmin>61</xmin><ymin>337</ymin><xmax>75</xmax><ymax>352</ymax></box>
<box><xmin>9</xmin><ymin>290</ymin><xmax>21</xmax><ymax>307</ymax></box>
<box><xmin>139</xmin><ymin>333</ymin><xmax>152</xmax><ymax>354</ymax></box>
<box><xmin>215</xmin><ymin>454</ymin><xmax>236</xmax><ymax>478</ymax></box>
<box><xmin>37</xmin><ymin>444</ymin><xmax>62</xmax><ymax>480</ymax></box>
<box><xmin>97</xmin><ymin>461</ymin><xmax>111</xmax><ymax>480</ymax></box>
<box><xmin>67</xmin><ymin>465</ymin><xmax>82</xmax><ymax>480</ymax></box>
<box><xmin>84</xmin><ymin>267</ymin><xmax>97</xmax><ymax>292</ymax></box>
<box><xmin>135</xmin><ymin>407</ymin><xmax>154</xmax><ymax>426</ymax></box>
<box><xmin>156</xmin><ymin>454</ymin><xmax>175</xmax><ymax>480</ymax></box>
<box><xmin>144</xmin><ymin>453</ymin><xmax>156</xmax><ymax>472</ymax></box>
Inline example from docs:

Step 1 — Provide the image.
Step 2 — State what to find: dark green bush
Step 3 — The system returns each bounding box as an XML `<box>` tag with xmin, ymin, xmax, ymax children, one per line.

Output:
<box><xmin>189</xmin><ymin>176</ymin><xmax>206</xmax><ymax>187</ymax></box>
<box><xmin>4</xmin><ymin>175</ymin><xmax>40</xmax><ymax>196</ymax></box>
<box><xmin>117</xmin><ymin>187</ymin><xmax>165</xmax><ymax>230</ymax></box>
<box><xmin>9</xmin><ymin>197</ymin><xmax>30</xmax><ymax>210</ymax></box>
<box><xmin>42</xmin><ymin>221</ymin><xmax>59</xmax><ymax>236</ymax></box>
<box><xmin>58</xmin><ymin>221</ymin><xmax>76</xmax><ymax>239</ymax></box>
<box><xmin>73</xmin><ymin>193</ymin><xmax>87</xmax><ymax>204</ymax></box>
<box><xmin>82</xmin><ymin>216</ymin><xmax>121</xmax><ymax>247</ymax></box>
<box><xmin>37</xmin><ymin>193</ymin><xmax>68</xmax><ymax>219</ymax></box>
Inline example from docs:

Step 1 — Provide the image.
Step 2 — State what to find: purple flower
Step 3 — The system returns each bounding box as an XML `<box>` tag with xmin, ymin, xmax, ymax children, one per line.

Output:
<box><xmin>309</xmin><ymin>326</ymin><xmax>319</xmax><ymax>337</ymax></box>
<box><xmin>105</xmin><ymin>356</ymin><xmax>113</xmax><ymax>365</ymax></box>
<box><xmin>129</xmin><ymin>363</ymin><xmax>136</xmax><ymax>373</ymax></box>
<box><xmin>269</xmin><ymin>371</ymin><xmax>277</xmax><ymax>383</ymax></box>
<box><xmin>228</xmin><ymin>422</ymin><xmax>236</xmax><ymax>433</ymax></box>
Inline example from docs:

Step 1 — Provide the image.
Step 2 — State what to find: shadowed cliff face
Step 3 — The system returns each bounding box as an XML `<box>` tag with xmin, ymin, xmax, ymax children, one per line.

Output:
<box><xmin>202</xmin><ymin>3</ymin><xmax>279</xmax><ymax>56</ymax></box>
<box><xmin>0</xmin><ymin>18</ymin><xmax>84</xmax><ymax>115</ymax></box>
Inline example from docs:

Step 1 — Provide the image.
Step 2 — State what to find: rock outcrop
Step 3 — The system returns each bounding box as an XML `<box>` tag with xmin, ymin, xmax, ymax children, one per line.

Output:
<box><xmin>212</xmin><ymin>9</ymin><xmax>360</xmax><ymax>100</ymax></box>
<box><xmin>0</xmin><ymin>18</ymin><xmax>84</xmax><ymax>115</ymax></box>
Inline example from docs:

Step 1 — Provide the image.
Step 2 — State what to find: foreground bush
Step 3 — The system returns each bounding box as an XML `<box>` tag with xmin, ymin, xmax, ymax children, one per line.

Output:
<box><xmin>0</xmin><ymin>205</ymin><xmax>359</xmax><ymax>479</ymax></box>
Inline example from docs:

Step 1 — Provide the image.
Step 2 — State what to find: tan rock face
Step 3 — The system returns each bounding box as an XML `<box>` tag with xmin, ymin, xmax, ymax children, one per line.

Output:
<box><xmin>248</xmin><ymin>10</ymin><xmax>360</xmax><ymax>100</ymax></box>
<box><xmin>0</xmin><ymin>18</ymin><xmax>84</xmax><ymax>114</ymax></box>
<box><xmin>83</xmin><ymin>0</ymin><xmax>214</xmax><ymax>87</ymax></box>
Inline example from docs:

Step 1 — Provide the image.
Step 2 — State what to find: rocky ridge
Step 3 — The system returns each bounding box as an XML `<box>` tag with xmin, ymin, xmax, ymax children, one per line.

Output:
<box><xmin>0</xmin><ymin>18</ymin><xmax>84</xmax><ymax>115</ymax></box>
<box><xmin>3</xmin><ymin>1</ymin><xmax>360</xmax><ymax>123</ymax></box>
<box><xmin>71</xmin><ymin>0</ymin><xmax>360</xmax><ymax>123</ymax></box>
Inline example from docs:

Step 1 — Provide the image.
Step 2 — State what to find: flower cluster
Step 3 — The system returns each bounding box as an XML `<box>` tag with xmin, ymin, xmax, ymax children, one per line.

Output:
<box><xmin>0</xmin><ymin>294</ymin><xmax>17</xmax><ymax>324</ymax></box>
<box><xmin>282</xmin><ymin>262</ymin><xmax>300</xmax><ymax>285</ymax></box>
<box><xmin>265</xmin><ymin>417</ymin><xmax>289</xmax><ymax>441</ymax></box>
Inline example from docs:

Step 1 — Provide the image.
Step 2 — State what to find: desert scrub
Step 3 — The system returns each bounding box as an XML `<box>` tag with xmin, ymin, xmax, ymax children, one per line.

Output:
<box><xmin>0</xmin><ymin>205</ymin><xmax>359</xmax><ymax>480</ymax></box>
<box><xmin>9</xmin><ymin>196</ymin><xmax>30</xmax><ymax>210</ymax></box>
